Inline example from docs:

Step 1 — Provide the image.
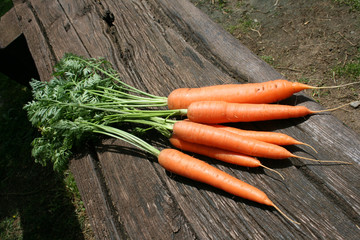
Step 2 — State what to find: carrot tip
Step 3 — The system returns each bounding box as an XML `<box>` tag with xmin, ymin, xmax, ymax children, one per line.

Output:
<box><xmin>272</xmin><ymin>203</ymin><xmax>301</xmax><ymax>225</ymax></box>
<box><xmin>260</xmin><ymin>164</ymin><xmax>285</xmax><ymax>180</ymax></box>
<box><xmin>299</xmin><ymin>142</ymin><xmax>318</xmax><ymax>154</ymax></box>
<box><xmin>294</xmin><ymin>155</ymin><xmax>352</xmax><ymax>165</ymax></box>
<box><xmin>311</xmin><ymin>103</ymin><xmax>349</xmax><ymax>114</ymax></box>
<box><xmin>310</xmin><ymin>81</ymin><xmax>360</xmax><ymax>90</ymax></box>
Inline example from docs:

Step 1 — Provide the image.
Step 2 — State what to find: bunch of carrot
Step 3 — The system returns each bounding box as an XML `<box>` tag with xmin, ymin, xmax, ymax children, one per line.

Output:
<box><xmin>108</xmin><ymin>78</ymin><xmax>352</xmax><ymax>224</ymax></box>
<box><xmin>27</xmin><ymin>54</ymin><xmax>357</xmax><ymax>225</ymax></box>
<box><xmin>87</xmin><ymin>56</ymin><xmax>354</xmax><ymax>224</ymax></box>
<box><xmin>147</xmin><ymin>79</ymin><xmax>355</xmax><ymax>224</ymax></box>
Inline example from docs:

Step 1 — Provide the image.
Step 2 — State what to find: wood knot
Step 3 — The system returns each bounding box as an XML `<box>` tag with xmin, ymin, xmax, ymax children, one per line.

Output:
<box><xmin>103</xmin><ymin>10</ymin><xmax>115</xmax><ymax>27</ymax></box>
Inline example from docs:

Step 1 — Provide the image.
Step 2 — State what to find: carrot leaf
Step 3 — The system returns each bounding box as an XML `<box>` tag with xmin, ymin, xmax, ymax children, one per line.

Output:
<box><xmin>24</xmin><ymin>53</ymin><xmax>175</xmax><ymax>172</ymax></box>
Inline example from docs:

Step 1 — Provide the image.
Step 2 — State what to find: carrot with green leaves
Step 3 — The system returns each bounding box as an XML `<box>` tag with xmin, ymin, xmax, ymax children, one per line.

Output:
<box><xmin>26</xmin><ymin>76</ymin><xmax>298</xmax><ymax>223</ymax></box>
<box><xmin>54</xmin><ymin>55</ymin><xmax>357</xmax><ymax>120</ymax></box>
<box><xmin>167</xmin><ymin>79</ymin><xmax>360</xmax><ymax>109</ymax></box>
<box><xmin>27</xmin><ymin>54</ymin><xmax>354</xmax><ymax>225</ymax></box>
<box><xmin>170</xmin><ymin>134</ymin><xmax>284</xmax><ymax>179</ymax></box>
<box><xmin>46</xmin><ymin>55</ymin><xmax>353</xmax><ymax>127</ymax></box>
<box><xmin>29</xmin><ymin>54</ymin><xmax>346</xmax><ymax>165</ymax></box>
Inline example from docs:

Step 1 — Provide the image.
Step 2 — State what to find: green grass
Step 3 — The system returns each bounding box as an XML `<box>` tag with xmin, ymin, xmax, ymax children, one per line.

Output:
<box><xmin>333</xmin><ymin>0</ymin><xmax>360</xmax><ymax>10</ymax></box>
<box><xmin>216</xmin><ymin>0</ymin><xmax>233</xmax><ymax>13</ymax></box>
<box><xmin>0</xmin><ymin>0</ymin><xmax>12</xmax><ymax>17</ymax></box>
<box><xmin>297</xmin><ymin>77</ymin><xmax>311</xmax><ymax>84</ymax></box>
<box><xmin>0</xmin><ymin>213</ymin><xmax>22</xmax><ymax>240</ymax></box>
<box><xmin>261</xmin><ymin>55</ymin><xmax>275</xmax><ymax>65</ymax></box>
<box><xmin>226</xmin><ymin>15</ymin><xmax>259</xmax><ymax>34</ymax></box>
<box><xmin>0</xmin><ymin>73</ymin><xmax>90</xmax><ymax>239</ymax></box>
<box><xmin>333</xmin><ymin>57</ymin><xmax>360</xmax><ymax>80</ymax></box>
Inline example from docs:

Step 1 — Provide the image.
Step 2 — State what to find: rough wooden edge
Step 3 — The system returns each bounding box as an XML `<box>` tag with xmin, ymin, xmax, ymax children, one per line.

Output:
<box><xmin>0</xmin><ymin>8</ymin><xmax>22</xmax><ymax>49</ymax></box>
<box><xmin>157</xmin><ymin>0</ymin><xmax>282</xmax><ymax>83</ymax></box>
<box><xmin>12</xmin><ymin>0</ymin><xmax>56</xmax><ymax>82</ymax></box>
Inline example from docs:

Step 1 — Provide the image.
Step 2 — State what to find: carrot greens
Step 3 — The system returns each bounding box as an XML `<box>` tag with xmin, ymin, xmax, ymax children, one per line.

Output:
<box><xmin>24</xmin><ymin>53</ymin><xmax>178</xmax><ymax>171</ymax></box>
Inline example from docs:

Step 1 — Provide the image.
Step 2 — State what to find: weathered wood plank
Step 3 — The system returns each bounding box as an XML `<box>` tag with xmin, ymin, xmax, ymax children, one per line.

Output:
<box><xmin>11</xmin><ymin>1</ymin><xmax>127</xmax><ymax>238</ymax></box>
<box><xmin>96</xmin><ymin>139</ymin><xmax>196</xmax><ymax>240</ymax></box>
<box><xmin>12</xmin><ymin>0</ymin><xmax>56</xmax><ymax>82</ymax></box>
<box><xmin>156</xmin><ymin>0</ymin><xmax>282</xmax><ymax>83</ymax></box>
<box><xmin>13</xmin><ymin>0</ymin><xmax>198</xmax><ymax>238</ymax></box>
<box><xmin>10</xmin><ymin>0</ymin><xmax>360</xmax><ymax>239</ymax></box>
<box><xmin>154</xmin><ymin>0</ymin><xmax>360</xmax><ymax>218</ymax></box>
<box><xmin>69</xmin><ymin>151</ymin><xmax>127</xmax><ymax>240</ymax></box>
<box><xmin>0</xmin><ymin>8</ymin><xmax>22</xmax><ymax>49</ymax></box>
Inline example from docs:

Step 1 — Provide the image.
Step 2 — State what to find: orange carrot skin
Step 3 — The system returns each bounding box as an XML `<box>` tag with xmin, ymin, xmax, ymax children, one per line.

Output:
<box><xmin>169</xmin><ymin>134</ymin><xmax>261</xmax><ymax>167</ymax></box>
<box><xmin>210</xmin><ymin>125</ymin><xmax>302</xmax><ymax>146</ymax></box>
<box><xmin>167</xmin><ymin>79</ymin><xmax>310</xmax><ymax>109</ymax></box>
<box><xmin>173</xmin><ymin>120</ymin><xmax>294</xmax><ymax>159</ymax></box>
<box><xmin>158</xmin><ymin>149</ymin><xmax>273</xmax><ymax>206</ymax></box>
<box><xmin>187</xmin><ymin>101</ymin><xmax>312</xmax><ymax>123</ymax></box>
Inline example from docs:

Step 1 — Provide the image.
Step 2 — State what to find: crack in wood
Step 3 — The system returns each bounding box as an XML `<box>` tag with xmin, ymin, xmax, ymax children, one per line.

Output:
<box><xmin>56</xmin><ymin>0</ymin><xmax>91</xmax><ymax>57</ymax></box>
<box><xmin>297</xmin><ymin>164</ymin><xmax>360</xmax><ymax>223</ymax></box>
<box><xmin>102</xmin><ymin>9</ymin><xmax>114</xmax><ymax>27</ymax></box>
<box><xmin>87</xmin><ymin>145</ymin><xmax>130</xmax><ymax>240</ymax></box>
<box><xmin>93</xmin><ymin>1</ymin><xmax>156</xmax><ymax>96</ymax></box>
<box><xmin>150</xmin><ymin>160</ymin><xmax>199</xmax><ymax>239</ymax></box>
<box><xmin>22</xmin><ymin>0</ymin><xmax>57</xmax><ymax>67</ymax></box>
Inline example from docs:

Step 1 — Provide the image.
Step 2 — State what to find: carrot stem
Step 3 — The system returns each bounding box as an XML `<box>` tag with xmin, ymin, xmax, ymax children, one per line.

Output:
<box><xmin>90</xmin><ymin>123</ymin><xmax>161</xmax><ymax>157</ymax></box>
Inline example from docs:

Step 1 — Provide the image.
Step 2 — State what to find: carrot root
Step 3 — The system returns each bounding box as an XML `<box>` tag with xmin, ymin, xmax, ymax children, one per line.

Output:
<box><xmin>308</xmin><ymin>81</ymin><xmax>360</xmax><ymax>89</ymax></box>
<box><xmin>271</xmin><ymin>203</ymin><xmax>300</xmax><ymax>225</ymax></box>
<box><xmin>311</xmin><ymin>103</ymin><xmax>350</xmax><ymax>114</ymax></box>
<box><xmin>260</xmin><ymin>164</ymin><xmax>285</xmax><ymax>180</ymax></box>
<box><xmin>298</xmin><ymin>142</ymin><xmax>318</xmax><ymax>154</ymax></box>
<box><xmin>293</xmin><ymin>155</ymin><xmax>352</xmax><ymax>165</ymax></box>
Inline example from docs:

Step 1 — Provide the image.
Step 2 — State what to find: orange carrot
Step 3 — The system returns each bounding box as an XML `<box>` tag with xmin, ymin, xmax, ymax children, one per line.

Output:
<box><xmin>167</xmin><ymin>79</ymin><xmax>359</xmax><ymax>109</ymax></box>
<box><xmin>158</xmin><ymin>148</ymin><xmax>298</xmax><ymax>224</ymax></box>
<box><xmin>186</xmin><ymin>101</ymin><xmax>345</xmax><ymax>124</ymax></box>
<box><xmin>167</xmin><ymin>79</ymin><xmax>309</xmax><ymax>109</ymax></box>
<box><xmin>170</xmin><ymin>134</ymin><xmax>284</xmax><ymax>179</ymax></box>
<box><xmin>173</xmin><ymin>120</ymin><xmax>295</xmax><ymax>159</ymax></box>
<box><xmin>158</xmin><ymin>148</ymin><xmax>270</xmax><ymax>203</ymax></box>
<box><xmin>210</xmin><ymin>124</ymin><xmax>317</xmax><ymax>153</ymax></box>
<box><xmin>172</xmin><ymin>120</ymin><xmax>350</xmax><ymax>164</ymax></box>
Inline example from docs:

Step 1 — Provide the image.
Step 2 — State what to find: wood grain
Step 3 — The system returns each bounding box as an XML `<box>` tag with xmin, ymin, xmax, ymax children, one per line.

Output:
<box><xmin>8</xmin><ymin>0</ymin><xmax>360</xmax><ymax>239</ymax></box>
<box><xmin>0</xmin><ymin>8</ymin><xmax>22</xmax><ymax>48</ymax></box>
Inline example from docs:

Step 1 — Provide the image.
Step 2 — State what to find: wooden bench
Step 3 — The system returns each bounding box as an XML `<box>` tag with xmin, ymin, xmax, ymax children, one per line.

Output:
<box><xmin>2</xmin><ymin>0</ymin><xmax>359</xmax><ymax>239</ymax></box>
